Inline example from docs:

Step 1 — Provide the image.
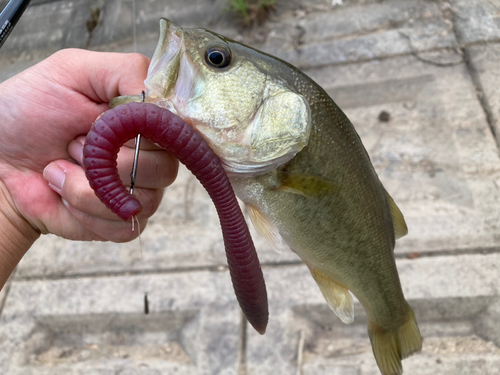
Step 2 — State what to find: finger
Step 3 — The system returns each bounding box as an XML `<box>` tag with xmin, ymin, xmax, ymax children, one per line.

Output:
<box><xmin>62</xmin><ymin>199</ymin><xmax>148</xmax><ymax>243</ymax></box>
<box><xmin>115</xmin><ymin>147</ymin><xmax>178</xmax><ymax>190</ymax></box>
<box><xmin>69</xmin><ymin>137</ymin><xmax>179</xmax><ymax>189</ymax></box>
<box><xmin>43</xmin><ymin>160</ymin><xmax>164</xmax><ymax>221</ymax></box>
<box><xmin>48</xmin><ymin>49</ymin><xmax>151</xmax><ymax>102</ymax></box>
<box><xmin>123</xmin><ymin>138</ymin><xmax>164</xmax><ymax>150</ymax></box>
<box><xmin>36</xmin><ymin>182</ymin><xmax>143</xmax><ymax>243</ymax></box>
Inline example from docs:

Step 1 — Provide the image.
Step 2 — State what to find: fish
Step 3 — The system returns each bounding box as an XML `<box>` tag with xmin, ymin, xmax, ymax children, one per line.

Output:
<box><xmin>116</xmin><ymin>18</ymin><xmax>422</xmax><ymax>375</ymax></box>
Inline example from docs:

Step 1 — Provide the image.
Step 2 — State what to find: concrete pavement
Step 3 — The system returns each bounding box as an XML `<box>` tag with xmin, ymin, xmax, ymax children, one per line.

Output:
<box><xmin>0</xmin><ymin>0</ymin><xmax>499</xmax><ymax>374</ymax></box>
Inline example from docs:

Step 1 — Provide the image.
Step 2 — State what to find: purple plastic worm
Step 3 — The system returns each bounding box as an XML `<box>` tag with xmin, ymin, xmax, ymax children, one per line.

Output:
<box><xmin>83</xmin><ymin>102</ymin><xmax>268</xmax><ymax>334</ymax></box>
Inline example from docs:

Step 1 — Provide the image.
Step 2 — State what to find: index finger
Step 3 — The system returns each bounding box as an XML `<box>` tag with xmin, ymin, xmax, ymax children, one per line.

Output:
<box><xmin>49</xmin><ymin>49</ymin><xmax>151</xmax><ymax>103</ymax></box>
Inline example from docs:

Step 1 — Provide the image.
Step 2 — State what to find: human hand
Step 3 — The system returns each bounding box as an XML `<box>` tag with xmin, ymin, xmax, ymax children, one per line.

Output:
<box><xmin>0</xmin><ymin>49</ymin><xmax>178</xmax><ymax>284</ymax></box>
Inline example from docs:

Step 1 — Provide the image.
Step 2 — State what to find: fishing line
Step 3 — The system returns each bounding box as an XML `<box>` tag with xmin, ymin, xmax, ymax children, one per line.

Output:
<box><xmin>132</xmin><ymin>0</ymin><xmax>137</xmax><ymax>53</ymax></box>
<box><xmin>131</xmin><ymin>215</ymin><xmax>149</xmax><ymax>314</ymax></box>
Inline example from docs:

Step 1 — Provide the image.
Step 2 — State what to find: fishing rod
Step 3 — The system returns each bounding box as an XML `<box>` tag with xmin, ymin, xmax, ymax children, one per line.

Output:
<box><xmin>0</xmin><ymin>0</ymin><xmax>31</xmax><ymax>49</ymax></box>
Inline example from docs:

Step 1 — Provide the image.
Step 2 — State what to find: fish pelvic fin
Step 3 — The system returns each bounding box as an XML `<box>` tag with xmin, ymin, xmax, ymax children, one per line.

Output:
<box><xmin>245</xmin><ymin>204</ymin><xmax>288</xmax><ymax>254</ymax></box>
<box><xmin>385</xmin><ymin>190</ymin><xmax>408</xmax><ymax>240</ymax></box>
<box><xmin>276</xmin><ymin>172</ymin><xmax>341</xmax><ymax>197</ymax></box>
<box><xmin>368</xmin><ymin>307</ymin><xmax>422</xmax><ymax>375</ymax></box>
<box><xmin>308</xmin><ymin>266</ymin><xmax>354</xmax><ymax>324</ymax></box>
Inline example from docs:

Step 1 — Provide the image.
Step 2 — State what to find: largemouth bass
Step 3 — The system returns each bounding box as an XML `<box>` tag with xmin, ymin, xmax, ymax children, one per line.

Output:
<box><xmin>119</xmin><ymin>19</ymin><xmax>422</xmax><ymax>375</ymax></box>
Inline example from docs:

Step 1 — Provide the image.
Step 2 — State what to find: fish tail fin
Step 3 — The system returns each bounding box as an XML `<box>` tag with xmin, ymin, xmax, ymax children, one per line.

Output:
<box><xmin>368</xmin><ymin>307</ymin><xmax>422</xmax><ymax>375</ymax></box>
<box><xmin>397</xmin><ymin>308</ymin><xmax>422</xmax><ymax>359</ymax></box>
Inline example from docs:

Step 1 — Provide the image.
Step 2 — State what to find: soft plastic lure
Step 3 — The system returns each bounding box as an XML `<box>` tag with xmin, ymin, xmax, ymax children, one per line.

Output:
<box><xmin>83</xmin><ymin>102</ymin><xmax>268</xmax><ymax>334</ymax></box>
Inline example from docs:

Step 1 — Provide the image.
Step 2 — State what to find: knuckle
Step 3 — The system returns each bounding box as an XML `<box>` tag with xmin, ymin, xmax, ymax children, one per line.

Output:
<box><xmin>111</xmin><ymin>219</ymin><xmax>147</xmax><ymax>243</ymax></box>
<box><xmin>47</xmin><ymin>49</ymin><xmax>81</xmax><ymax>67</ymax></box>
<box><xmin>126</xmin><ymin>53</ymin><xmax>151</xmax><ymax>71</ymax></box>
<box><xmin>70</xmin><ymin>184</ymin><xmax>96</xmax><ymax>213</ymax></box>
<box><xmin>147</xmin><ymin>152</ymin><xmax>179</xmax><ymax>188</ymax></box>
<box><xmin>160</xmin><ymin>156</ymin><xmax>179</xmax><ymax>187</ymax></box>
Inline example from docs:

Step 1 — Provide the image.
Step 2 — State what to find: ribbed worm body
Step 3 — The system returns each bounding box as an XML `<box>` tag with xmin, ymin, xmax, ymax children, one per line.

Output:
<box><xmin>83</xmin><ymin>102</ymin><xmax>268</xmax><ymax>334</ymax></box>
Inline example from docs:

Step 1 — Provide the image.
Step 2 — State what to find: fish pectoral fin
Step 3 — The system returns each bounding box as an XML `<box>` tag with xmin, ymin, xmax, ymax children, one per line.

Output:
<box><xmin>277</xmin><ymin>172</ymin><xmax>341</xmax><ymax>197</ymax></box>
<box><xmin>110</xmin><ymin>95</ymin><xmax>144</xmax><ymax>108</ymax></box>
<box><xmin>245</xmin><ymin>204</ymin><xmax>289</xmax><ymax>254</ymax></box>
<box><xmin>385</xmin><ymin>190</ymin><xmax>408</xmax><ymax>240</ymax></box>
<box><xmin>308</xmin><ymin>266</ymin><xmax>354</xmax><ymax>324</ymax></box>
<box><xmin>368</xmin><ymin>307</ymin><xmax>422</xmax><ymax>375</ymax></box>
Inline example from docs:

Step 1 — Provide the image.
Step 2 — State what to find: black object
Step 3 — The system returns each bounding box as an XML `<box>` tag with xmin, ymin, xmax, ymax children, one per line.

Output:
<box><xmin>144</xmin><ymin>292</ymin><xmax>149</xmax><ymax>315</ymax></box>
<box><xmin>0</xmin><ymin>0</ymin><xmax>31</xmax><ymax>49</ymax></box>
<box><xmin>378</xmin><ymin>110</ymin><xmax>391</xmax><ymax>122</ymax></box>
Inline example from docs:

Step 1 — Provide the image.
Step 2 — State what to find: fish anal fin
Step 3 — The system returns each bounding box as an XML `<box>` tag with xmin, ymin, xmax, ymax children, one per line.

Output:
<box><xmin>385</xmin><ymin>191</ymin><xmax>408</xmax><ymax>240</ymax></box>
<box><xmin>368</xmin><ymin>307</ymin><xmax>422</xmax><ymax>375</ymax></box>
<box><xmin>277</xmin><ymin>172</ymin><xmax>341</xmax><ymax>197</ymax></box>
<box><xmin>246</xmin><ymin>204</ymin><xmax>288</xmax><ymax>254</ymax></box>
<box><xmin>308</xmin><ymin>266</ymin><xmax>354</xmax><ymax>324</ymax></box>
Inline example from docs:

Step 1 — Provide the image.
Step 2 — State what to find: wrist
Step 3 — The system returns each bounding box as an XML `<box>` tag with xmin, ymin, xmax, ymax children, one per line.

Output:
<box><xmin>0</xmin><ymin>180</ymin><xmax>40</xmax><ymax>289</ymax></box>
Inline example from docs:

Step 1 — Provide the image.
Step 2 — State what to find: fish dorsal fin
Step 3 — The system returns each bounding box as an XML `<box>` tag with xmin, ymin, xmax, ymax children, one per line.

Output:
<box><xmin>308</xmin><ymin>266</ymin><xmax>354</xmax><ymax>324</ymax></box>
<box><xmin>246</xmin><ymin>204</ymin><xmax>288</xmax><ymax>254</ymax></box>
<box><xmin>385</xmin><ymin>191</ymin><xmax>408</xmax><ymax>240</ymax></box>
<box><xmin>277</xmin><ymin>172</ymin><xmax>341</xmax><ymax>197</ymax></box>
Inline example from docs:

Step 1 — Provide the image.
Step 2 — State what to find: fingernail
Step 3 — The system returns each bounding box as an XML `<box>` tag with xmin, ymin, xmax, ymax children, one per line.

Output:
<box><xmin>43</xmin><ymin>163</ymin><xmax>65</xmax><ymax>193</ymax></box>
<box><xmin>68</xmin><ymin>137</ymin><xmax>84</xmax><ymax>165</ymax></box>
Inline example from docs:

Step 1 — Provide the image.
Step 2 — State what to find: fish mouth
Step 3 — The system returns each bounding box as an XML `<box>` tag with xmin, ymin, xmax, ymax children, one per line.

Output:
<box><xmin>145</xmin><ymin>18</ymin><xmax>184</xmax><ymax>100</ymax></box>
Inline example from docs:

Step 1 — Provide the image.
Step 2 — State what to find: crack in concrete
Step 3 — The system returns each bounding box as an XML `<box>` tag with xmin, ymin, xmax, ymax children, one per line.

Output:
<box><xmin>398</xmin><ymin>30</ymin><xmax>464</xmax><ymax>67</ymax></box>
<box><xmin>294</xmin><ymin>44</ymin><xmax>465</xmax><ymax>70</ymax></box>
<box><xmin>461</xmin><ymin>46</ymin><xmax>498</xmax><ymax>147</ymax></box>
<box><xmin>9</xmin><ymin>245</ymin><xmax>500</xmax><ymax>283</ymax></box>
<box><xmin>445</xmin><ymin>0</ymin><xmax>500</xmax><ymax>150</ymax></box>
<box><xmin>0</xmin><ymin>277</ymin><xmax>13</xmax><ymax>317</ymax></box>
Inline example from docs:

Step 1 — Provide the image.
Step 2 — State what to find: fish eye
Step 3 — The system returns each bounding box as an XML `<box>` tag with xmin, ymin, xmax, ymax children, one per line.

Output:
<box><xmin>205</xmin><ymin>45</ymin><xmax>231</xmax><ymax>68</ymax></box>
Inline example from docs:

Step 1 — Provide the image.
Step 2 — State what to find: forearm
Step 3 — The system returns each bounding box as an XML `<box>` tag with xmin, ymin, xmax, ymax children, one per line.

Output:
<box><xmin>0</xmin><ymin>181</ymin><xmax>40</xmax><ymax>290</ymax></box>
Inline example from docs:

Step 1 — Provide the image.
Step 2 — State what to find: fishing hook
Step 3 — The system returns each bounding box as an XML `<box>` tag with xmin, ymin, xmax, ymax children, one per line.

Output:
<box><xmin>129</xmin><ymin>91</ymin><xmax>145</xmax><ymax>195</ymax></box>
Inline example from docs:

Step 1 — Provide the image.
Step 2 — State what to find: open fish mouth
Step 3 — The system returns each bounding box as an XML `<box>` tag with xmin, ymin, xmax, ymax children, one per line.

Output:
<box><xmin>145</xmin><ymin>18</ymin><xmax>185</xmax><ymax>100</ymax></box>
<box><xmin>144</xmin><ymin>18</ymin><xmax>311</xmax><ymax>178</ymax></box>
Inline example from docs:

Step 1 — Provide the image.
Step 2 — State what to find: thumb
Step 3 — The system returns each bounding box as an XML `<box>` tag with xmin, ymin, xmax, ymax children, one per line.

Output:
<box><xmin>49</xmin><ymin>49</ymin><xmax>151</xmax><ymax>103</ymax></box>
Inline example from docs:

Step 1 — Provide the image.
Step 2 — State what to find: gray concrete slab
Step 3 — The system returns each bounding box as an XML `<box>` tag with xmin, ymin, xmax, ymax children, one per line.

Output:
<box><xmin>246</xmin><ymin>253</ymin><xmax>500</xmax><ymax>374</ymax></box>
<box><xmin>0</xmin><ymin>0</ymin><xmax>335</xmax><ymax>59</ymax></box>
<box><xmin>260</xmin><ymin>0</ymin><xmax>457</xmax><ymax>67</ymax></box>
<box><xmin>5</xmin><ymin>254</ymin><xmax>500</xmax><ymax>374</ymax></box>
<box><xmin>466</xmin><ymin>43</ymin><xmax>500</xmax><ymax>146</ymax></box>
<box><xmin>1</xmin><ymin>0</ymin><xmax>89</xmax><ymax>54</ymax></box>
<box><xmin>0</xmin><ymin>0</ymin><xmax>236</xmax><ymax>57</ymax></box>
<box><xmin>0</xmin><ymin>269</ymin><xmax>241</xmax><ymax>375</ymax></box>
<box><xmin>298</xmin><ymin>0</ymin><xmax>444</xmax><ymax>44</ymax></box>
<box><xmin>451</xmin><ymin>0</ymin><xmax>500</xmax><ymax>45</ymax></box>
